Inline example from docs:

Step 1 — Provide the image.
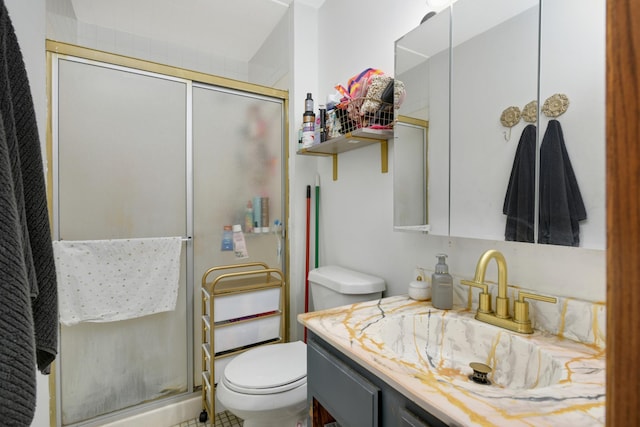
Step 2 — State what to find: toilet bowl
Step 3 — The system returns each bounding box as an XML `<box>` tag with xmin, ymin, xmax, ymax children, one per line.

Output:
<box><xmin>217</xmin><ymin>266</ymin><xmax>385</xmax><ymax>426</ymax></box>
<box><xmin>216</xmin><ymin>341</ymin><xmax>308</xmax><ymax>427</ymax></box>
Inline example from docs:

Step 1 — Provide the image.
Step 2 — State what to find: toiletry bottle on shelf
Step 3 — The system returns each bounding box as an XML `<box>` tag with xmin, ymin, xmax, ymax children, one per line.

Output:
<box><xmin>302</xmin><ymin>93</ymin><xmax>315</xmax><ymax>148</ymax></box>
<box><xmin>303</xmin><ymin>111</ymin><xmax>315</xmax><ymax>131</ymax></box>
<box><xmin>303</xmin><ymin>93</ymin><xmax>315</xmax><ymax>131</ymax></box>
<box><xmin>305</xmin><ymin>92</ymin><xmax>314</xmax><ymax>113</ymax></box>
<box><xmin>319</xmin><ymin>105</ymin><xmax>327</xmax><ymax>142</ymax></box>
<box><xmin>431</xmin><ymin>254</ymin><xmax>453</xmax><ymax>309</ymax></box>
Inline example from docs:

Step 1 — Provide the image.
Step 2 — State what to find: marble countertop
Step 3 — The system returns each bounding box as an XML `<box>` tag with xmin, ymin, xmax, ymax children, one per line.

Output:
<box><xmin>298</xmin><ymin>295</ymin><xmax>605</xmax><ymax>426</ymax></box>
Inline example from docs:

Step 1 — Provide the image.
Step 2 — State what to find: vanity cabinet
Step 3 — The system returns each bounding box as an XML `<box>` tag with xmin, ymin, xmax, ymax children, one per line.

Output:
<box><xmin>307</xmin><ymin>333</ymin><xmax>447</xmax><ymax>427</ymax></box>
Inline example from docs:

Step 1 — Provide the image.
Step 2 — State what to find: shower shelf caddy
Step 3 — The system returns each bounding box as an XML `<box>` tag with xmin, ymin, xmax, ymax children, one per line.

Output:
<box><xmin>200</xmin><ymin>262</ymin><xmax>286</xmax><ymax>422</ymax></box>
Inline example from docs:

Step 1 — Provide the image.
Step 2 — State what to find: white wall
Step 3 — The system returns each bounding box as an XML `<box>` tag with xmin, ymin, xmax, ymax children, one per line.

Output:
<box><xmin>248</xmin><ymin>11</ymin><xmax>290</xmax><ymax>88</ymax></box>
<box><xmin>286</xmin><ymin>0</ymin><xmax>606</xmax><ymax>341</ymax></box>
<box><xmin>288</xmin><ymin>1</ymin><xmax>320</xmax><ymax>340</ymax></box>
<box><xmin>46</xmin><ymin>3</ymin><xmax>250</xmax><ymax>82</ymax></box>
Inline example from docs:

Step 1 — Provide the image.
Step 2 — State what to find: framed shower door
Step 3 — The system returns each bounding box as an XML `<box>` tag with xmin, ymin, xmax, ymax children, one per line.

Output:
<box><xmin>53</xmin><ymin>57</ymin><xmax>191</xmax><ymax>425</ymax></box>
<box><xmin>191</xmin><ymin>84</ymin><xmax>286</xmax><ymax>389</ymax></box>
<box><xmin>50</xmin><ymin>45</ymin><xmax>288</xmax><ymax>426</ymax></box>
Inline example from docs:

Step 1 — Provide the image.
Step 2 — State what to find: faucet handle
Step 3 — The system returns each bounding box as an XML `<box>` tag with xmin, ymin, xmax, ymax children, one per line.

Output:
<box><xmin>513</xmin><ymin>291</ymin><xmax>557</xmax><ymax>327</ymax></box>
<box><xmin>460</xmin><ymin>280</ymin><xmax>492</xmax><ymax>314</ymax></box>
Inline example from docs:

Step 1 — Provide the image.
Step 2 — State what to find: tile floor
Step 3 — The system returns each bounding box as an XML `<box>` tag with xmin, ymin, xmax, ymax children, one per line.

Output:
<box><xmin>172</xmin><ymin>410</ymin><xmax>243</xmax><ymax>427</ymax></box>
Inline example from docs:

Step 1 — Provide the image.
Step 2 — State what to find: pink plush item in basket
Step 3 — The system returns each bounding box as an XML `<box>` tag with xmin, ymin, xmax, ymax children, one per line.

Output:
<box><xmin>333</xmin><ymin>68</ymin><xmax>401</xmax><ymax>133</ymax></box>
<box><xmin>335</xmin><ymin>68</ymin><xmax>384</xmax><ymax>107</ymax></box>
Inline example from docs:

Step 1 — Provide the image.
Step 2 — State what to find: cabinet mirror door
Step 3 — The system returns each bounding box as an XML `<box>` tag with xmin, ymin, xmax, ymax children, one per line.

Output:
<box><xmin>394</xmin><ymin>0</ymin><xmax>605</xmax><ymax>250</ymax></box>
<box><xmin>449</xmin><ymin>0</ymin><xmax>540</xmax><ymax>242</ymax></box>
<box><xmin>537</xmin><ymin>0</ymin><xmax>605</xmax><ymax>249</ymax></box>
<box><xmin>394</xmin><ymin>7</ymin><xmax>450</xmax><ymax>235</ymax></box>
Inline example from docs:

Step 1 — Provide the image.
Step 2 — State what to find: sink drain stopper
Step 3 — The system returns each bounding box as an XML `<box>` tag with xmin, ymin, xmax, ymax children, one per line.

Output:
<box><xmin>469</xmin><ymin>362</ymin><xmax>492</xmax><ymax>385</ymax></box>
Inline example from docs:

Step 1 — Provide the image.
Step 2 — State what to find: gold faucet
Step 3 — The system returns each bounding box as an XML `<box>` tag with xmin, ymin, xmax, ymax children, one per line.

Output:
<box><xmin>461</xmin><ymin>250</ymin><xmax>557</xmax><ymax>334</ymax></box>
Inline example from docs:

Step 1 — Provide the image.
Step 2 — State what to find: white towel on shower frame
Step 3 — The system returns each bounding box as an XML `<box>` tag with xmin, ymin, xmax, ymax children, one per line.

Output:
<box><xmin>53</xmin><ymin>237</ymin><xmax>183</xmax><ymax>326</ymax></box>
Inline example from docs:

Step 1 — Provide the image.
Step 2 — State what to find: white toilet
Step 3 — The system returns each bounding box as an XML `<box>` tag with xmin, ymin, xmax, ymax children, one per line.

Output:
<box><xmin>216</xmin><ymin>265</ymin><xmax>385</xmax><ymax>427</ymax></box>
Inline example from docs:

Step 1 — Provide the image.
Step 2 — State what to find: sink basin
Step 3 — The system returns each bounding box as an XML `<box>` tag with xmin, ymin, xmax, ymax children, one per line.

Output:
<box><xmin>378</xmin><ymin>309</ymin><xmax>567</xmax><ymax>390</ymax></box>
<box><xmin>300</xmin><ymin>296</ymin><xmax>606</xmax><ymax>426</ymax></box>
<box><xmin>302</xmin><ymin>296</ymin><xmax>606</xmax><ymax>425</ymax></box>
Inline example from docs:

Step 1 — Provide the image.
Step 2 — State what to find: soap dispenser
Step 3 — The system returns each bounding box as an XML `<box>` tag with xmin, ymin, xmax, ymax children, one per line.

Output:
<box><xmin>431</xmin><ymin>254</ymin><xmax>453</xmax><ymax>309</ymax></box>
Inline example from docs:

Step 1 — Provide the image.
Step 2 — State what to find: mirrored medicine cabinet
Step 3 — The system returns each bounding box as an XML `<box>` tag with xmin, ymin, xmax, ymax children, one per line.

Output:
<box><xmin>394</xmin><ymin>6</ymin><xmax>450</xmax><ymax>235</ymax></box>
<box><xmin>393</xmin><ymin>0</ymin><xmax>605</xmax><ymax>250</ymax></box>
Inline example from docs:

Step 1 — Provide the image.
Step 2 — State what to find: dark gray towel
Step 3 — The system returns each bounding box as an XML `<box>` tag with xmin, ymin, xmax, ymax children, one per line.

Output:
<box><xmin>538</xmin><ymin>119</ymin><xmax>587</xmax><ymax>246</ymax></box>
<box><xmin>503</xmin><ymin>124</ymin><xmax>536</xmax><ymax>243</ymax></box>
<box><xmin>0</xmin><ymin>1</ymin><xmax>58</xmax><ymax>425</ymax></box>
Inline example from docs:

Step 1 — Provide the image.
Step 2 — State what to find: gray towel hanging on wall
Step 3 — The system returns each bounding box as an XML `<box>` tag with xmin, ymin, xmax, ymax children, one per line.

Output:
<box><xmin>538</xmin><ymin>119</ymin><xmax>587</xmax><ymax>246</ymax></box>
<box><xmin>503</xmin><ymin>124</ymin><xmax>536</xmax><ymax>243</ymax></box>
<box><xmin>503</xmin><ymin>119</ymin><xmax>586</xmax><ymax>246</ymax></box>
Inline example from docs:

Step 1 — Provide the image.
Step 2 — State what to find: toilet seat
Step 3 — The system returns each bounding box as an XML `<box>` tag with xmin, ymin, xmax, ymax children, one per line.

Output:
<box><xmin>222</xmin><ymin>341</ymin><xmax>306</xmax><ymax>395</ymax></box>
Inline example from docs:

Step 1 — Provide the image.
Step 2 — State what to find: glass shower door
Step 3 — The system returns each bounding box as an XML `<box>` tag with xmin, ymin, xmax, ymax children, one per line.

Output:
<box><xmin>52</xmin><ymin>52</ymin><xmax>287</xmax><ymax>425</ymax></box>
<box><xmin>55</xmin><ymin>57</ymin><xmax>189</xmax><ymax>425</ymax></box>
<box><xmin>192</xmin><ymin>84</ymin><xmax>285</xmax><ymax>386</ymax></box>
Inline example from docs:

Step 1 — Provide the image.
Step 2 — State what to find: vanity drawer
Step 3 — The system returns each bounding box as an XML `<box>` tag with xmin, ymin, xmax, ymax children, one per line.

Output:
<box><xmin>400</xmin><ymin>407</ymin><xmax>434</xmax><ymax>427</ymax></box>
<box><xmin>308</xmin><ymin>337</ymin><xmax>380</xmax><ymax>427</ymax></box>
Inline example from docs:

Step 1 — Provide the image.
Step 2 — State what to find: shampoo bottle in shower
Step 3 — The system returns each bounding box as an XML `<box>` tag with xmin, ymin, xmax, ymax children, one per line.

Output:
<box><xmin>232</xmin><ymin>224</ymin><xmax>249</xmax><ymax>259</ymax></box>
<box><xmin>431</xmin><ymin>254</ymin><xmax>453</xmax><ymax>309</ymax></box>
<box><xmin>244</xmin><ymin>200</ymin><xmax>253</xmax><ymax>233</ymax></box>
<box><xmin>221</xmin><ymin>225</ymin><xmax>233</xmax><ymax>251</ymax></box>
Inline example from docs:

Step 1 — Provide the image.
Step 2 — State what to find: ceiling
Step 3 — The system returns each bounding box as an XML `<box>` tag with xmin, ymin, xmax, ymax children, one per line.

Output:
<box><xmin>49</xmin><ymin>0</ymin><xmax>324</xmax><ymax>62</ymax></box>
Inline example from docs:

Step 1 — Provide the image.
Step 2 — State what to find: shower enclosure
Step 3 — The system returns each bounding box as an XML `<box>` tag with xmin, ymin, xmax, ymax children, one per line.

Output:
<box><xmin>49</xmin><ymin>43</ymin><xmax>287</xmax><ymax>426</ymax></box>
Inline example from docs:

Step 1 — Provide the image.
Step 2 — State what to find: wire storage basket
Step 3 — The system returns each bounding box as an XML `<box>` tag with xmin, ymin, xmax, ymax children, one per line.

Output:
<box><xmin>329</xmin><ymin>97</ymin><xmax>395</xmax><ymax>138</ymax></box>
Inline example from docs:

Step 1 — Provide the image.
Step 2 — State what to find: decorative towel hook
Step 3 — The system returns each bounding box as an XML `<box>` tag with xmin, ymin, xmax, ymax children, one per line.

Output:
<box><xmin>542</xmin><ymin>93</ymin><xmax>570</xmax><ymax>118</ymax></box>
<box><xmin>522</xmin><ymin>100</ymin><xmax>538</xmax><ymax>123</ymax></box>
<box><xmin>500</xmin><ymin>106</ymin><xmax>521</xmax><ymax>141</ymax></box>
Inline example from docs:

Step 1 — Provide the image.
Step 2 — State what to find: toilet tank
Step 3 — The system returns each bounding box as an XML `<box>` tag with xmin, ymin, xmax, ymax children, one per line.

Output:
<box><xmin>308</xmin><ymin>265</ymin><xmax>386</xmax><ymax>311</ymax></box>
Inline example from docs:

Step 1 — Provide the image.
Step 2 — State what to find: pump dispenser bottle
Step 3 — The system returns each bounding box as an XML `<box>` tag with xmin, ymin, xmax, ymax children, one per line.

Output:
<box><xmin>431</xmin><ymin>254</ymin><xmax>453</xmax><ymax>309</ymax></box>
<box><xmin>303</xmin><ymin>93</ymin><xmax>315</xmax><ymax>128</ymax></box>
<box><xmin>304</xmin><ymin>92</ymin><xmax>314</xmax><ymax>113</ymax></box>
<box><xmin>302</xmin><ymin>93</ymin><xmax>316</xmax><ymax>148</ymax></box>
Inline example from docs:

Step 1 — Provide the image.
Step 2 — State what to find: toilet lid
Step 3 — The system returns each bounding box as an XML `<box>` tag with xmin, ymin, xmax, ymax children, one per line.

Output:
<box><xmin>222</xmin><ymin>341</ymin><xmax>307</xmax><ymax>395</ymax></box>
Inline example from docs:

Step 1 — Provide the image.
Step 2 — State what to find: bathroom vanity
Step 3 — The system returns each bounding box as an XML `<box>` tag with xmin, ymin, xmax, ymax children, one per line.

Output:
<box><xmin>307</xmin><ymin>332</ymin><xmax>447</xmax><ymax>427</ymax></box>
<box><xmin>299</xmin><ymin>295</ymin><xmax>605</xmax><ymax>426</ymax></box>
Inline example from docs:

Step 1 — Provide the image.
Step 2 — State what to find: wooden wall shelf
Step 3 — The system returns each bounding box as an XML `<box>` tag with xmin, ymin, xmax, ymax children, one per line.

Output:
<box><xmin>297</xmin><ymin>128</ymin><xmax>392</xmax><ymax>180</ymax></box>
